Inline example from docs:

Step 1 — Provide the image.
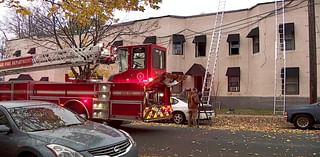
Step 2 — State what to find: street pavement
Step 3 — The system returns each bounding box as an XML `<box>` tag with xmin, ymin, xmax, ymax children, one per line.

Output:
<box><xmin>119</xmin><ymin>123</ymin><xmax>320</xmax><ymax>157</ymax></box>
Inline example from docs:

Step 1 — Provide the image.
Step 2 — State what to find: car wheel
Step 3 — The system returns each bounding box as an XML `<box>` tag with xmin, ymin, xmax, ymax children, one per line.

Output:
<box><xmin>293</xmin><ymin>114</ymin><xmax>314</xmax><ymax>130</ymax></box>
<box><xmin>173</xmin><ymin>112</ymin><xmax>186</xmax><ymax>124</ymax></box>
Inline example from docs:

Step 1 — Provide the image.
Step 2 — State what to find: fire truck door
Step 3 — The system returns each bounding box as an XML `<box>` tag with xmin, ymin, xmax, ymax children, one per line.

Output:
<box><xmin>12</xmin><ymin>82</ymin><xmax>30</xmax><ymax>100</ymax></box>
<box><xmin>110</xmin><ymin>100</ymin><xmax>143</xmax><ymax>120</ymax></box>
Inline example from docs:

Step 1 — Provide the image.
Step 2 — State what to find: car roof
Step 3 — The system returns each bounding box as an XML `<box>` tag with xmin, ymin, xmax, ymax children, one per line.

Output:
<box><xmin>0</xmin><ymin>100</ymin><xmax>52</xmax><ymax>109</ymax></box>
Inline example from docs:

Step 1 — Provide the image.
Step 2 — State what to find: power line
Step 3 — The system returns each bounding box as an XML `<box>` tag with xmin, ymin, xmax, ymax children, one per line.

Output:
<box><xmin>156</xmin><ymin>0</ymin><xmax>307</xmax><ymax>46</ymax></box>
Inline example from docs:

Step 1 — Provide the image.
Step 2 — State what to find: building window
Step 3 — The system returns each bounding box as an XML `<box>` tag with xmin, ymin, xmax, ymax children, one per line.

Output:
<box><xmin>171</xmin><ymin>72</ymin><xmax>184</xmax><ymax>94</ymax></box>
<box><xmin>282</xmin><ymin>67</ymin><xmax>299</xmax><ymax>95</ymax></box>
<box><xmin>152</xmin><ymin>48</ymin><xmax>166</xmax><ymax>70</ymax></box>
<box><xmin>132</xmin><ymin>47</ymin><xmax>146</xmax><ymax>69</ymax></box>
<box><xmin>27</xmin><ymin>48</ymin><xmax>36</xmax><ymax>54</ymax></box>
<box><xmin>112</xmin><ymin>40</ymin><xmax>123</xmax><ymax>47</ymax></box>
<box><xmin>143</xmin><ymin>36</ymin><xmax>157</xmax><ymax>44</ymax></box>
<box><xmin>227</xmin><ymin>34</ymin><xmax>240</xmax><ymax>55</ymax></box>
<box><xmin>13</xmin><ymin>50</ymin><xmax>21</xmax><ymax>57</ymax></box>
<box><xmin>226</xmin><ymin>67</ymin><xmax>240</xmax><ymax>92</ymax></box>
<box><xmin>247</xmin><ymin>27</ymin><xmax>259</xmax><ymax>54</ymax></box>
<box><xmin>279</xmin><ymin>23</ymin><xmax>295</xmax><ymax>51</ymax></box>
<box><xmin>193</xmin><ymin>35</ymin><xmax>206</xmax><ymax>57</ymax></box>
<box><xmin>173</xmin><ymin>44</ymin><xmax>183</xmax><ymax>55</ymax></box>
<box><xmin>172</xmin><ymin>34</ymin><xmax>186</xmax><ymax>55</ymax></box>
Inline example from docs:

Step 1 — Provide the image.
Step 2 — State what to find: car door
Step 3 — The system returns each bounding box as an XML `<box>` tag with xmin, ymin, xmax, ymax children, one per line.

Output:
<box><xmin>0</xmin><ymin>109</ymin><xmax>17</xmax><ymax>157</ymax></box>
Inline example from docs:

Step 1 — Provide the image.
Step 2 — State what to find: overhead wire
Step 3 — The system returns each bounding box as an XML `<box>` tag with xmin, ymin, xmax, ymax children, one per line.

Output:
<box><xmin>155</xmin><ymin>0</ymin><xmax>307</xmax><ymax>46</ymax></box>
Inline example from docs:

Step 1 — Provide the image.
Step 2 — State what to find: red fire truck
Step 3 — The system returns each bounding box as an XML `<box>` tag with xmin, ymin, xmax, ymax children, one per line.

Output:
<box><xmin>0</xmin><ymin>44</ymin><xmax>184</xmax><ymax>124</ymax></box>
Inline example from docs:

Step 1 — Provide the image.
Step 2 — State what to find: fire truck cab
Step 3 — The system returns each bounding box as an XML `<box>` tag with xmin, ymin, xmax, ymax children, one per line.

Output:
<box><xmin>0</xmin><ymin>44</ymin><xmax>181</xmax><ymax>124</ymax></box>
<box><xmin>106</xmin><ymin>44</ymin><xmax>171</xmax><ymax>121</ymax></box>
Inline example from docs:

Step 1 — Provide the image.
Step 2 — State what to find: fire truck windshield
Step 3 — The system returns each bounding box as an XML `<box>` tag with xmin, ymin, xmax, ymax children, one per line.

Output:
<box><xmin>132</xmin><ymin>47</ymin><xmax>146</xmax><ymax>69</ymax></box>
<box><xmin>117</xmin><ymin>48</ymin><xmax>128</xmax><ymax>72</ymax></box>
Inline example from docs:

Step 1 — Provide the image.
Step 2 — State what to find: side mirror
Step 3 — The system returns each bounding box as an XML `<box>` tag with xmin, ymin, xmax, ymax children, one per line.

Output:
<box><xmin>0</xmin><ymin>125</ymin><xmax>10</xmax><ymax>133</ymax></box>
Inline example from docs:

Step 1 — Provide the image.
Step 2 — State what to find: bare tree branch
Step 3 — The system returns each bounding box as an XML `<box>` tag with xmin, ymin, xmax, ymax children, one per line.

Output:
<box><xmin>4</xmin><ymin>2</ymin><xmax>159</xmax><ymax>80</ymax></box>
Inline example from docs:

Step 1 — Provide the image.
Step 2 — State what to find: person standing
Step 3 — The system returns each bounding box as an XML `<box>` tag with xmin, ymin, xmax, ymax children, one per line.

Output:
<box><xmin>188</xmin><ymin>88</ymin><xmax>200</xmax><ymax>127</ymax></box>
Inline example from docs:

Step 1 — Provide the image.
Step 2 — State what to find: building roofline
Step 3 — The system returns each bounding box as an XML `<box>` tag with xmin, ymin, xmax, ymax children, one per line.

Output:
<box><xmin>120</xmin><ymin>0</ymin><xmax>276</xmax><ymax>23</ymax></box>
<box><xmin>6</xmin><ymin>0</ymin><xmax>277</xmax><ymax>41</ymax></box>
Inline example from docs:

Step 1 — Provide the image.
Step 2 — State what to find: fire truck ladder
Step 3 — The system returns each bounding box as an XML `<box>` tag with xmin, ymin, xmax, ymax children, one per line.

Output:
<box><xmin>199</xmin><ymin>0</ymin><xmax>226</xmax><ymax>121</ymax></box>
<box><xmin>0</xmin><ymin>46</ymin><xmax>101</xmax><ymax>76</ymax></box>
<box><xmin>273</xmin><ymin>0</ymin><xmax>286</xmax><ymax>114</ymax></box>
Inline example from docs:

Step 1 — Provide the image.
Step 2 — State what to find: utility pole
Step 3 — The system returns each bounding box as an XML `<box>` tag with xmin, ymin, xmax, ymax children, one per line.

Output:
<box><xmin>309</xmin><ymin>0</ymin><xmax>317</xmax><ymax>103</ymax></box>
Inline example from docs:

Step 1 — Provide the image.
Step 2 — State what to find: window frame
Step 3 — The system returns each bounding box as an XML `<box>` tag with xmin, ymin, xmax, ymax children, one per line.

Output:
<box><xmin>228</xmin><ymin>76</ymin><xmax>240</xmax><ymax>92</ymax></box>
<box><xmin>281</xmin><ymin>67</ymin><xmax>299</xmax><ymax>95</ymax></box>
<box><xmin>280</xmin><ymin>33</ymin><xmax>295</xmax><ymax>51</ymax></box>
<box><xmin>14</xmin><ymin>50</ymin><xmax>21</xmax><ymax>57</ymax></box>
<box><xmin>279</xmin><ymin>23</ymin><xmax>295</xmax><ymax>51</ymax></box>
<box><xmin>229</xmin><ymin>41</ymin><xmax>240</xmax><ymax>55</ymax></box>
<box><xmin>172</xmin><ymin>42</ymin><xmax>184</xmax><ymax>55</ymax></box>
<box><xmin>195</xmin><ymin>42</ymin><xmax>206</xmax><ymax>57</ymax></box>
<box><xmin>285</xmin><ymin>77</ymin><xmax>299</xmax><ymax>95</ymax></box>
<box><xmin>252</xmin><ymin>36</ymin><xmax>260</xmax><ymax>54</ymax></box>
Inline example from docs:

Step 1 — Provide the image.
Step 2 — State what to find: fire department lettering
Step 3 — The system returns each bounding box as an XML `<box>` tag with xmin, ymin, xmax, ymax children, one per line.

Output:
<box><xmin>0</xmin><ymin>56</ymin><xmax>33</xmax><ymax>69</ymax></box>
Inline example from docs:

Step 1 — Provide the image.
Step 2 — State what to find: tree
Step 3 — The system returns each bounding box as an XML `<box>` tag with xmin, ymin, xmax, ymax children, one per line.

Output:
<box><xmin>1</xmin><ymin>0</ymin><xmax>161</xmax><ymax>23</ymax></box>
<box><xmin>1</xmin><ymin>0</ymin><xmax>161</xmax><ymax>80</ymax></box>
<box><xmin>0</xmin><ymin>28</ymin><xmax>7</xmax><ymax>59</ymax></box>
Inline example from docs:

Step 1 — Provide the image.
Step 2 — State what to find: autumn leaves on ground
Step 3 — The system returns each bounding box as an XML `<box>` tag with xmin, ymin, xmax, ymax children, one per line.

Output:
<box><xmin>212</xmin><ymin>115</ymin><xmax>320</xmax><ymax>135</ymax></box>
<box><xmin>134</xmin><ymin>114</ymin><xmax>320</xmax><ymax>135</ymax></box>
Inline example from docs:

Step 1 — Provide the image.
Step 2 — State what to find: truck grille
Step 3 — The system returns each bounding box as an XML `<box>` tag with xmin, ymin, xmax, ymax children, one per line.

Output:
<box><xmin>88</xmin><ymin>140</ymin><xmax>131</xmax><ymax>156</ymax></box>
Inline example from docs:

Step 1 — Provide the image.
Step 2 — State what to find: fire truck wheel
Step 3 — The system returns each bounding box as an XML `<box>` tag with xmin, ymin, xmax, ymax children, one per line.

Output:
<box><xmin>172</xmin><ymin>112</ymin><xmax>186</xmax><ymax>124</ymax></box>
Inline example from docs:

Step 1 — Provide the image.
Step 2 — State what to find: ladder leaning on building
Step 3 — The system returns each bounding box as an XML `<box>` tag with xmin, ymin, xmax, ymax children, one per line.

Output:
<box><xmin>199</xmin><ymin>0</ymin><xmax>226</xmax><ymax>122</ymax></box>
<box><xmin>273</xmin><ymin>0</ymin><xmax>287</xmax><ymax>114</ymax></box>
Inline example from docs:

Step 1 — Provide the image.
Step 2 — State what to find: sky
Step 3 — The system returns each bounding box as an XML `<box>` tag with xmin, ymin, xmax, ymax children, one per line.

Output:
<box><xmin>0</xmin><ymin>0</ymin><xmax>273</xmax><ymax>40</ymax></box>
<box><xmin>115</xmin><ymin>0</ymin><xmax>273</xmax><ymax>22</ymax></box>
<box><xmin>0</xmin><ymin>0</ymin><xmax>273</xmax><ymax>22</ymax></box>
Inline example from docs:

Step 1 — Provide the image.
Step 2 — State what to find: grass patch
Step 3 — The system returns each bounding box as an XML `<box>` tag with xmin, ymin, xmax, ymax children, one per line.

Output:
<box><xmin>215</xmin><ymin>108</ymin><xmax>274</xmax><ymax>115</ymax></box>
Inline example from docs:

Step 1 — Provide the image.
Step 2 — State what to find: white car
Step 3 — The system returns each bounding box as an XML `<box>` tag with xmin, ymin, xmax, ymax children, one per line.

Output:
<box><xmin>171</xmin><ymin>97</ymin><xmax>215</xmax><ymax>124</ymax></box>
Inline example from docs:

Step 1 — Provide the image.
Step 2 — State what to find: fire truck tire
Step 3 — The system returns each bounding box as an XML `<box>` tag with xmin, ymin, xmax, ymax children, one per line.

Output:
<box><xmin>64</xmin><ymin>102</ymin><xmax>88</xmax><ymax>119</ymax></box>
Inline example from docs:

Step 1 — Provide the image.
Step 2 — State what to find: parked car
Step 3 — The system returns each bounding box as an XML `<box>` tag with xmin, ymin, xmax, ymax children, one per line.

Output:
<box><xmin>0</xmin><ymin>100</ymin><xmax>138</xmax><ymax>157</ymax></box>
<box><xmin>285</xmin><ymin>102</ymin><xmax>320</xmax><ymax>129</ymax></box>
<box><xmin>171</xmin><ymin>97</ymin><xmax>215</xmax><ymax>124</ymax></box>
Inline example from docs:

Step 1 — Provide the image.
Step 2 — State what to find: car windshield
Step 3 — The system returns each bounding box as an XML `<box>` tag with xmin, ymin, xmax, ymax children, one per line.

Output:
<box><xmin>7</xmin><ymin>103</ymin><xmax>84</xmax><ymax>132</ymax></box>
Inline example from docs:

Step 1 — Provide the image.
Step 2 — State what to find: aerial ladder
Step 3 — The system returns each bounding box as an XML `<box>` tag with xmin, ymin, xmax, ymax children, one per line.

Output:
<box><xmin>0</xmin><ymin>46</ymin><xmax>111</xmax><ymax>76</ymax></box>
<box><xmin>273</xmin><ymin>0</ymin><xmax>287</xmax><ymax>114</ymax></box>
<box><xmin>199</xmin><ymin>0</ymin><xmax>226</xmax><ymax>122</ymax></box>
